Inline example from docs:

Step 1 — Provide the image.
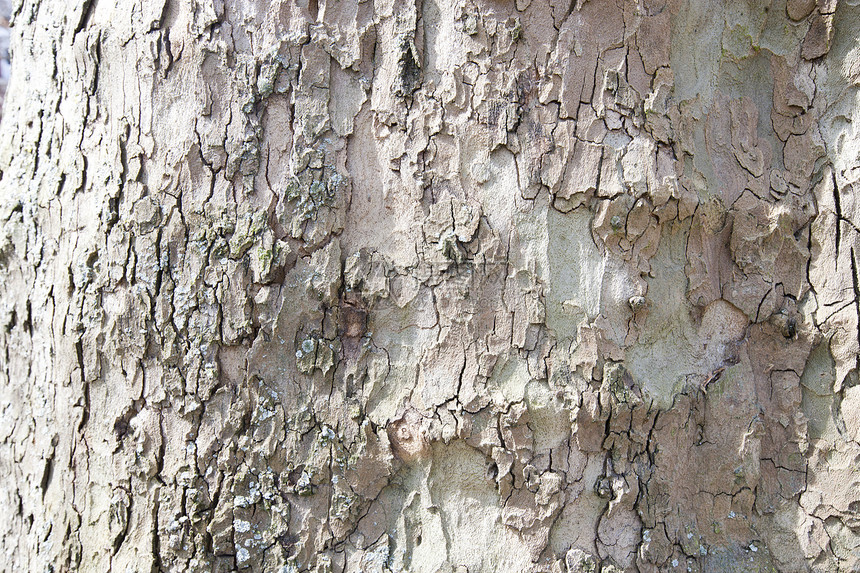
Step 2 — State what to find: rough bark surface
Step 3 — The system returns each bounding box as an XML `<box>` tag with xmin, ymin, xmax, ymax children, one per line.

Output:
<box><xmin>2</xmin><ymin>0</ymin><xmax>860</xmax><ymax>571</ymax></box>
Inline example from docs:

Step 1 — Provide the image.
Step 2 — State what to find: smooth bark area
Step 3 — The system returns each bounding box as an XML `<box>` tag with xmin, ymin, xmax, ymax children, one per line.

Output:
<box><xmin>1</xmin><ymin>1</ymin><xmax>860</xmax><ymax>571</ymax></box>
<box><xmin>0</xmin><ymin>1</ymin><xmax>11</xmax><ymax>118</ymax></box>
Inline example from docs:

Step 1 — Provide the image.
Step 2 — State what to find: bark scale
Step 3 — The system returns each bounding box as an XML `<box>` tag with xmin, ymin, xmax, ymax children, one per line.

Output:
<box><xmin>1</xmin><ymin>0</ymin><xmax>860</xmax><ymax>572</ymax></box>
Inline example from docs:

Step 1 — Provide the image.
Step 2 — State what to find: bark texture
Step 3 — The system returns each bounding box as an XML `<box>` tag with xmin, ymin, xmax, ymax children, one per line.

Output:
<box><xmin>0</xmin><ymin>1</ymin><xmax>11</xmax><ymax>117</ymax></box>
<box><xmin>1</xmin><ymin>0</ymin><xmax>860</xmax><ymax>571</ymax></box>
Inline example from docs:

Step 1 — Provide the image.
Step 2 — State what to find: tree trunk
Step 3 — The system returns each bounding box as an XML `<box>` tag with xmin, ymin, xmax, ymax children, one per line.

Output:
<box><xmin>1</xmin><ymin>0</ymin><xmax>860</xmax><ymax>571</ymax></box>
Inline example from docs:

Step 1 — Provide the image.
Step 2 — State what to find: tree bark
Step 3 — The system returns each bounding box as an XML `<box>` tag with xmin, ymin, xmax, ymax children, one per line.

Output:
<box><xmin>1</xmin><ymin>0</ymin><xmax>860</xmax><ymax>571</ymax></box>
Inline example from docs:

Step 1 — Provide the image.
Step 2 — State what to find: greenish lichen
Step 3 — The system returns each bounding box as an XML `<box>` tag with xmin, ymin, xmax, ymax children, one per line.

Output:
<box><xmin>601</xmin><ymin>362</ymin><xmax>640</xmax><ymax>405</ymax></box>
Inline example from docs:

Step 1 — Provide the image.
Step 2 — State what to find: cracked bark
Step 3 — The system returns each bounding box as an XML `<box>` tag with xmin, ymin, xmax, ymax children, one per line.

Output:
<box><xmin>2</xmin><ymin>1</ymin><xmax>860</xmax><ymax>572</ymax></box>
